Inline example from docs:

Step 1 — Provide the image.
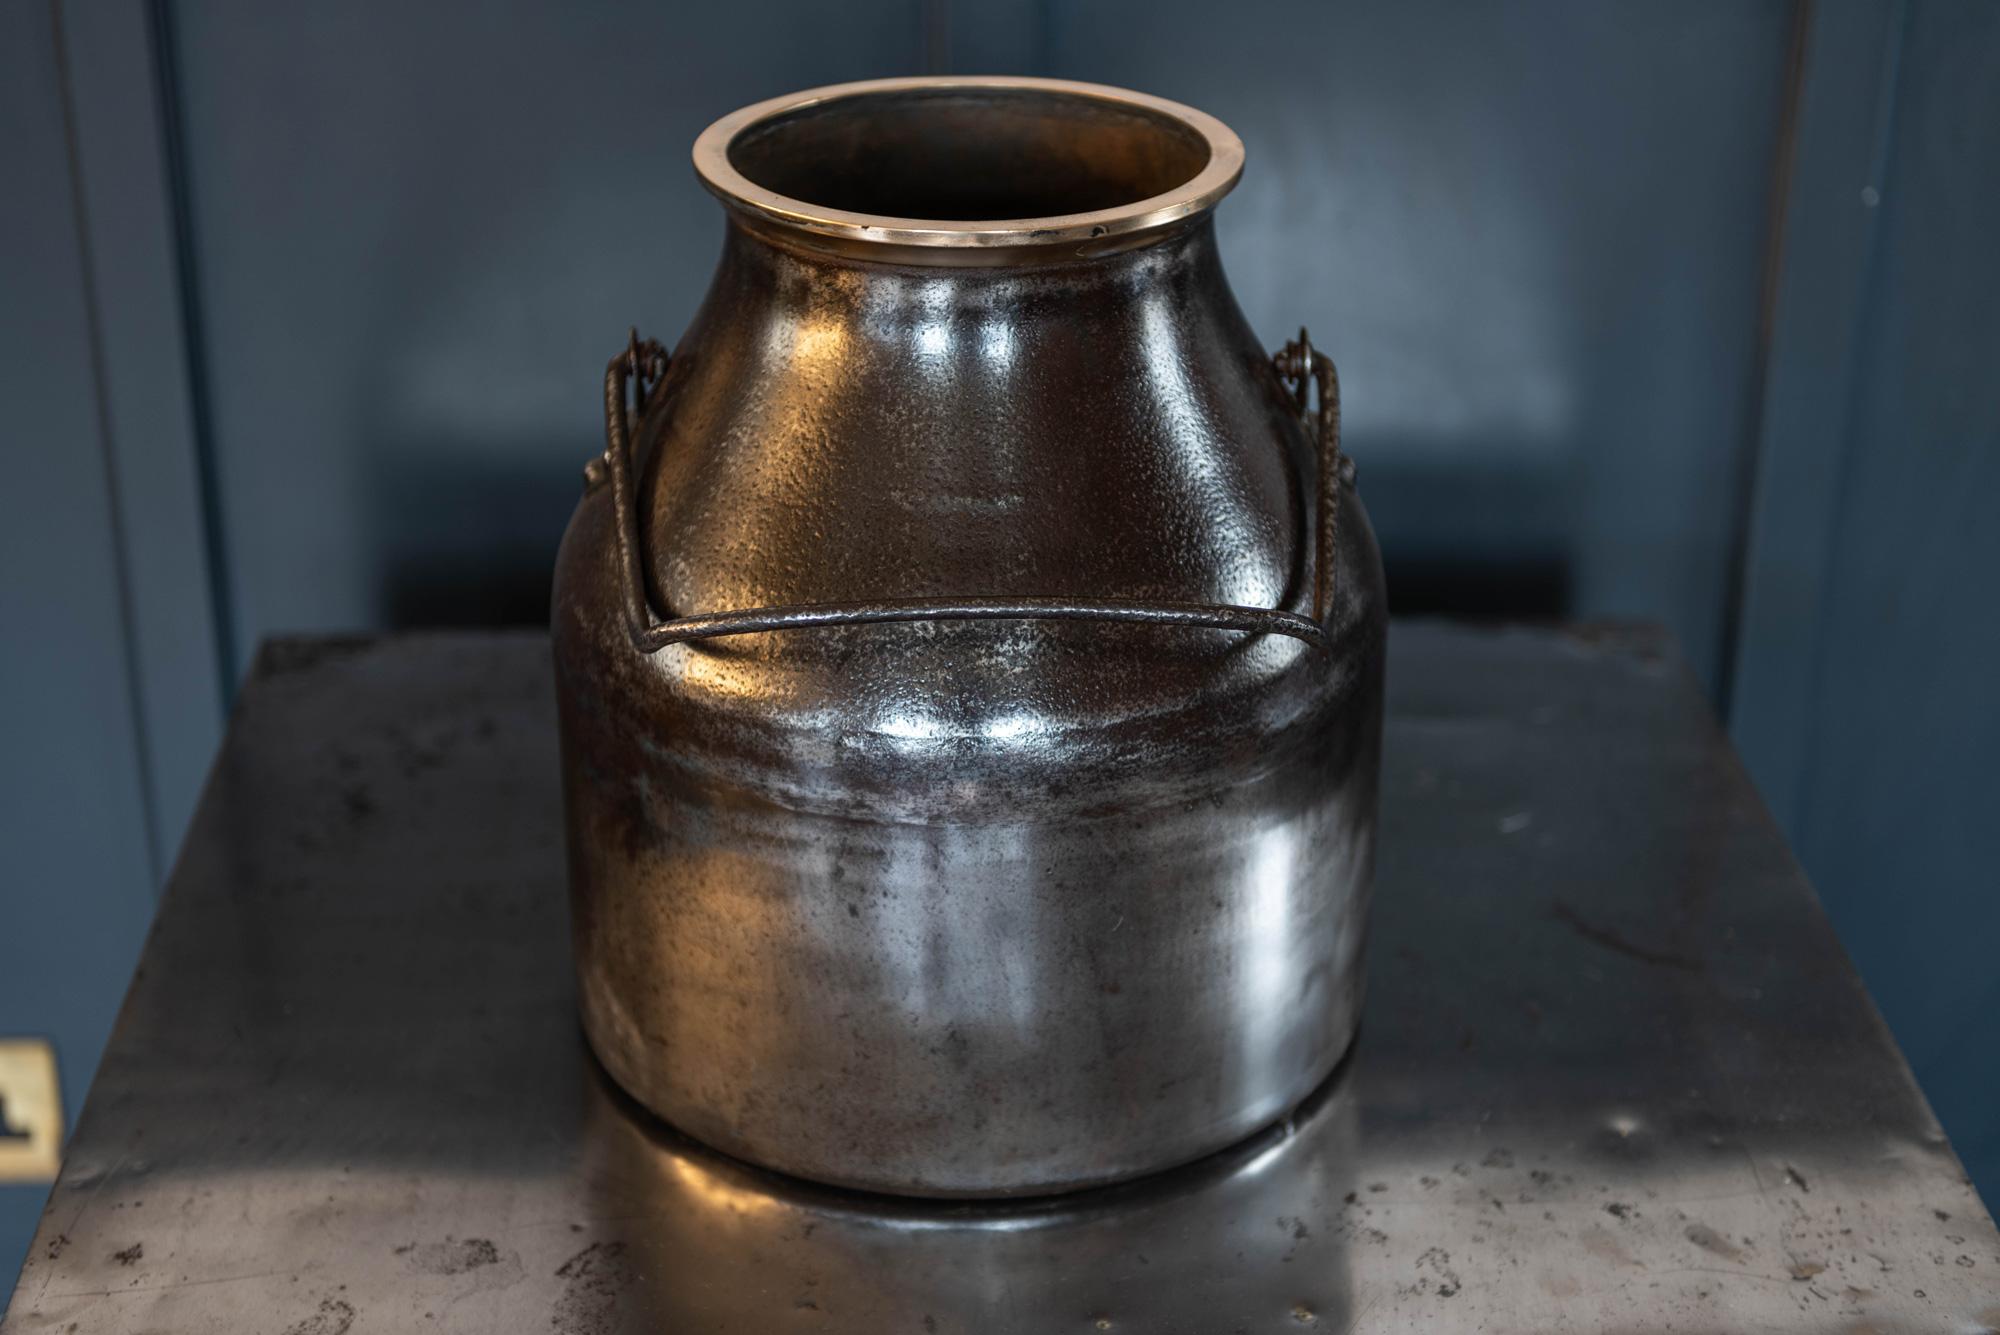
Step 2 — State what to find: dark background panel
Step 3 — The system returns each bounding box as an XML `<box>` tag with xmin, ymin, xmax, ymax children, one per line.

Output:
<box><xmin>166</xmin><ymin>0</ymin><xmax>932</xmax><ymax>671</ymax></box>
<box><xmin>1773</xmin><ymin>0</ymin><xmax>2000</xmax><ymax>1192</ymax></box>
<box><xmin>1040</xmin><ymin>0</ymin><xmax>1793</xmax><ymax>688</ymax></box>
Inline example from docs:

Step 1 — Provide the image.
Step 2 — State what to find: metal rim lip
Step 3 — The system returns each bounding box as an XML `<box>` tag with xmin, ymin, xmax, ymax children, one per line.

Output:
<box><xmin>691</xmin><ymin>75</ymin><xmax>1246</xmax><ymax>252</ymax></box>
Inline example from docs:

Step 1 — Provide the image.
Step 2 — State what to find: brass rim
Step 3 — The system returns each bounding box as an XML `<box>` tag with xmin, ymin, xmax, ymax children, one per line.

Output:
<box><xmin>691</xmin><ymin>76</ymin><xmax>1246</xmax><ymax>253</ymax></box>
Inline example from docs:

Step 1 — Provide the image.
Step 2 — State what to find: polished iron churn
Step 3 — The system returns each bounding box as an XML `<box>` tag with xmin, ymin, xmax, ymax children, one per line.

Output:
<box><xmin>553</xmin><ymin>76</ymin><xmax>1386</xmax><ymax>1197</ymax></box>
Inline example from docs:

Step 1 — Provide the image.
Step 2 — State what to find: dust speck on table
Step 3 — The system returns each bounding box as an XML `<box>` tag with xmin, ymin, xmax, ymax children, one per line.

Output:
<box><xmin>1683</xmin><ymin>1222</ymin><xmax>1745</xmax><ymax>1263</ymax></box>
<box><xmin>280</xmin><ymin>1297</ymin><xmax>356</xmax><ymax>1335</ymax></box>
<box><xmin>396</xmin><ymin>1236</ymin><xmax>501</xmax><ymax>1275</ymax></box>
<box><xmin>552</xmin><ymin>1240</ymin><xmax>633</xmax><ymax>1335</ymax></box>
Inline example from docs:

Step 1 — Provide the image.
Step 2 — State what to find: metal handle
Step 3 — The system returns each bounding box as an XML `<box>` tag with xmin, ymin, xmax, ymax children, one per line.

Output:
<box><xmin>587</xmin><ymin>327</ymin><xmax>1349</xmax><ymax>653</ymax></box>
<box><xmin>1272</xmin><ymin>327</ymin><xmax>1353</xmax><ymax>625</ymax></box>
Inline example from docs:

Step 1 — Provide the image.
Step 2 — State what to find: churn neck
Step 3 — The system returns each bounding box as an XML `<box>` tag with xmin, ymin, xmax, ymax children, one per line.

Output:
<box><xmin>691</xmin><ymin>76</ymin><xmax>1245</xmax><ymax>266</ymax></box>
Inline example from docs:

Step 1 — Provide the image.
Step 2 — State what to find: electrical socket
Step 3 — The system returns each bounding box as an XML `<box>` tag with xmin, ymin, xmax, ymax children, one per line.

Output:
<box><xmin>0</xmin><ymin>1039</ymin><xmax>62</xmax><ymax>1183</ymax></box>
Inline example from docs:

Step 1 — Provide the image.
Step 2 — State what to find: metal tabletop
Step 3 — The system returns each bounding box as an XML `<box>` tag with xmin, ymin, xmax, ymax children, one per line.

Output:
<box><xmin>6</xmin><ymin>624</ymin><xmax>1995</xmax><ymax>1334</ymax></box>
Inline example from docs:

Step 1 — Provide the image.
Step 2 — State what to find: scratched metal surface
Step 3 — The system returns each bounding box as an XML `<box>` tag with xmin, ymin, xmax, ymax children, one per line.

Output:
<box><xmin>5</xmin><ymin>625</ymin><xmax>1996</xmax><ymax>1334</ymax></box>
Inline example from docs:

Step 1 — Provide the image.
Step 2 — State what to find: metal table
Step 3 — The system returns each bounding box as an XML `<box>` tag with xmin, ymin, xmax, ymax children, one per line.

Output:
<box><xmin>6</xmin><ymin>624</ymin><xmax>1995</xmax><ymax>1334</ymax></box>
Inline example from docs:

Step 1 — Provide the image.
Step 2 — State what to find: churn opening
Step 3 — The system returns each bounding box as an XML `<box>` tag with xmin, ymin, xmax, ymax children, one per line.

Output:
<box><xmin>727</xmin><ymin>86</ymin><xmax>1210</xmax><ymax>220</ymax></box>
<box><xmin>693</xmin><ymin>77</ymin><xmax>1245</xmax><ymax>252</ymax></box>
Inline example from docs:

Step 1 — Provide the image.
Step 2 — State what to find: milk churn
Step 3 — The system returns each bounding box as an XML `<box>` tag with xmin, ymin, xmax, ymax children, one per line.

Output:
<box><xmin>553</xmin><ymin>76</ymin><xmax>1386</xmax><ymax>1197</ymax></box>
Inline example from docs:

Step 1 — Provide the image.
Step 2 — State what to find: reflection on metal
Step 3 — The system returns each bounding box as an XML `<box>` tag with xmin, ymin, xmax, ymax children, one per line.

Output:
<box><xmin>0</xmin><ymin>1039</ymin><xmax>61</xmax><ymax>1184</ymax></box>
<box><xmin>689</xmin><ymin>76</ymin><xmax>1246</xmax><ymax>254</ymax></box>
<box><xmin>553</xmin><ymin>77</ymin><xmax>1388</xmax><ymax>1197</ymax></box>
<box><xmin>589</xmin><ymin>327</ymin><xmax>1347</xmax><ymax>651</ymax></box>
<box><xmin>8</xmin><ymin>630</ymin><xmax>1996</xmax><ymax>1333</ymax></box>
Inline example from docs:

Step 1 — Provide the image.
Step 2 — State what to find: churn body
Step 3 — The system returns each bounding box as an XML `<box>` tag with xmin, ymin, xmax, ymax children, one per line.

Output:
<box><xmin>553</xmin><ymin>77</ymin><xmax>1386</xmax><ymax>1197</ymax></box>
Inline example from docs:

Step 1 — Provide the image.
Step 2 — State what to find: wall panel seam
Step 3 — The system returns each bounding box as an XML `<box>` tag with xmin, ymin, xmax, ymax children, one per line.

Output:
<box><xmin>49</xmin><ymin>0</ymin><xmax>164</xmax><ymax>884</ymax></box>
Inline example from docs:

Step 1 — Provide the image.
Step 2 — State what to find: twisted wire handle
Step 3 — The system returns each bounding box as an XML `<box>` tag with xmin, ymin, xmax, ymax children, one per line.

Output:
<box><xmin>1272</xmin><ymin>328</ymin><xmax>1351</xmax><ymax>623</ymax></box>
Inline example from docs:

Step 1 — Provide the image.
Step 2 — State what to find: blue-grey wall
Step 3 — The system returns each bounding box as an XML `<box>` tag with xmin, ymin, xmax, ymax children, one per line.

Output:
<box><xmin>1734</xmin><ymin>0</ymin><xmax>2000</xmax><ymax>1198</ymax></box>
<box><xmin>3</xmin><ymin>0</ymin><xmax>1996</xmax><ymax>1299</ymax></box>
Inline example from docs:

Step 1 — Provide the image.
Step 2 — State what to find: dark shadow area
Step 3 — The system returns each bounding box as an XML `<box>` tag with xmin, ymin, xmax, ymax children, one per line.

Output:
<box><xmin>1383</xmin><ymin>554</ymin><xmax>1570</xmax><ymax>619</ymax></box>
<box><xmin>1347</xmin><ymin>438</ymin><xmax>1574</xmax><ymax>620</ymax></box>
<box><xmin>361</xmin><ymin>432</ymin><xmax>1579</xmax><ymax>631</ymax></box>
<box><xmin>368</xmin><ymin>444</ymin><xmax>580</xmax><ymax>628</ymax></box>
<box><xmin>384</xmin><ymin>549</ymin><xmax>559</xmax><ymax>628</ymax></box>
